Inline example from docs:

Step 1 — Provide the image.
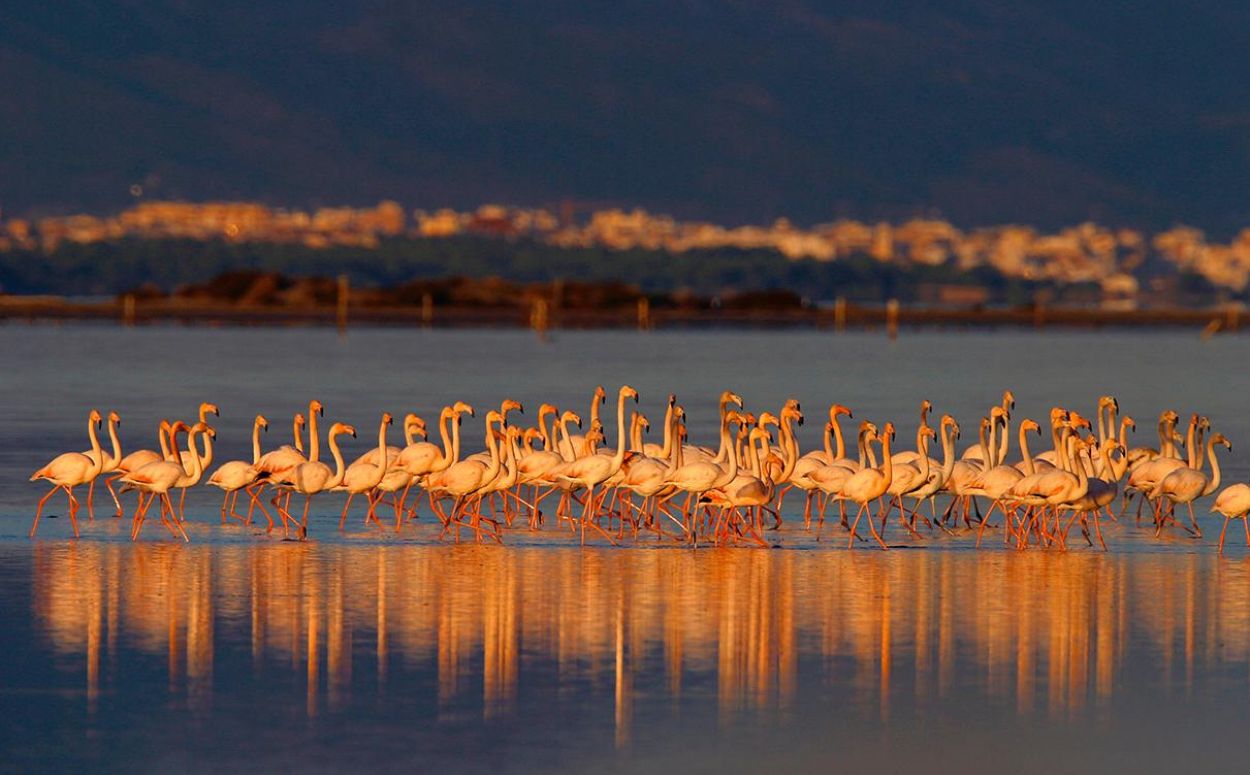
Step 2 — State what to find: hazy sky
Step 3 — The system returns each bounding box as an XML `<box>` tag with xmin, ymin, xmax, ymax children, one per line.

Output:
<box><xmin>3</xmin><ymin>1</ymin><xmax>1250</xmax><ymax>231</ymax></box>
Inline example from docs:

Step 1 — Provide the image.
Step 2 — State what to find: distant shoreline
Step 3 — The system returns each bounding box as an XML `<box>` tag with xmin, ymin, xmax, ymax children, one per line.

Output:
<box><xmin>1</xmin><ymin>296</ymin><xmax>1242</xmax><ymax>332</ymax></box>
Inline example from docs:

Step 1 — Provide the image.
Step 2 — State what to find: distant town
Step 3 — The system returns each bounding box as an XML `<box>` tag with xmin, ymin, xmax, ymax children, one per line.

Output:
<box><xmin>3</xmin><ymin>200</ymin><xmax>1250</xmax><ymax>305</ymax></box>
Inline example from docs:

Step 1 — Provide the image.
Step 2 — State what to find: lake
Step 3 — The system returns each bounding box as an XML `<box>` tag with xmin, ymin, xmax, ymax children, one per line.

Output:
<box><xmin>3</xmin><ymin>324</ymin><xmax>1250</xmax><ymax>772</ymax></box>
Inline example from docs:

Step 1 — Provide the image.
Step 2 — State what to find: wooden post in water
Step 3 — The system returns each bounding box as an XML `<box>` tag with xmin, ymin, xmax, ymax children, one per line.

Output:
<box><xmin>336</xmin><ymin>274</ymin><xmax>349</xmax><ymax>335</ymax></box>
<box><xmin>1226</xmin><ymin>305</ymin><xmax>1240</xmax><ymax>332</ymax></box>
<box><xmin>886</xmin><ymin>298</ymin><xmax>899</xmax><ymax>340</ymax></box>
<box><xmin>122</xmin><ymin>293</ymin><xmax>135</xmax><ymax>327</ymax></box>
<box><xmin>834</xmin><ymin>296</ymin><xmax>847</xmax><ymax>333</ymax></box>
<box><xmin>421</xmin><ymin>293</ymin><xmax>433</xmax><ymax>328</ymax></box>
<box><xmin>530</xmin><ymin>297</ymin><xmax>549</xmax><ymax>341</ymax></box>
<box><xmin>637</xmin><ymin>297</ymin><xmax>651</xmax><ymax>331</ymax></box>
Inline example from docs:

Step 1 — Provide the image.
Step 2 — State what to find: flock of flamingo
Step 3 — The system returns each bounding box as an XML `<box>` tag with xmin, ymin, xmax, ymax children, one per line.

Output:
<box><xmin>26</xmin><ymin>388</ymin><xmax>1250</xmax><ymax>552</ymax></box>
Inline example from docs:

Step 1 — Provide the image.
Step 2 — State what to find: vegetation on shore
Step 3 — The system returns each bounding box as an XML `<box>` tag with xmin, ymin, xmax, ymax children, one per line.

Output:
<box><xmin>0</xmin><ymin>236</ymin><xmax>1098</xmax><ymax>306</ymax></box>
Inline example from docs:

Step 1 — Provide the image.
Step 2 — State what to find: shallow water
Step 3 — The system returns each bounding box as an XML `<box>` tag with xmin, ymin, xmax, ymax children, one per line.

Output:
<box><xmin>3</xmin><ymin>324</ymin><xmax>1250</xmax><ymax>772</ymax></box>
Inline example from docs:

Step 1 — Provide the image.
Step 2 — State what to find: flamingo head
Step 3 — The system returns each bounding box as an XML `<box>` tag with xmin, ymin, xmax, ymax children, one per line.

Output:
<box><xmin>538</xmin><ymin>403</ymin><xmax>558</xmax><ymax>419</ymax></box>
<box><xmin>330</xmin><ymin>423</ymin><xmax>356</xmax><ymax>439</ymax></box>
<box><xmin>1199</xmin><ymin>415</ymin><xmax>1211</xmax><ymax>430</ymax></box>
<box><xmin>722</xmin><ymin>390</ymin><xmax>744</xmax><ymax>408</ymax></box>
<box><xmin>107</xmin><ymin>410</ymin><xmax>121</xmax><ymax>425</ymax></box>
<box><xmin>882</xmin><ymin>422</ymin><xmax>896</xmax><ymax>443</ymax></box>
<box><xmin>563</xmin><ymin>410</ymin><xmax>582</xmax><ymax>429</ymax></box>
<box><xmin>1002</xmin><ymin>390</ymin><xmax>1015</xmax><ymax>411</ymax></box>
<box><xmin>501</xmin><ymin>399</ymin><xmax>523</xmax><ymax>416</ymax></box>
<box><xmin>667</xmin><ymin>393</ymin><xmax>677</xmax><ymax>407</ymax></box>
<box><xmin>295</xmin><ymin>413</ymin><xmax>306</xmax><ymax>429</ymax></box>
<box><xmin>523</xmin><ymin>427</ymin><xmax>544</xmax><ymax>444</ymax></box>
<box><xmin>89</xmin><ymin>409</ymin><xmax>103</xmax><ymax>427</ymax></box>
<box><xmin>381</xmin><ymin>412</ymin><xmax>394</xmax><ymax>427</ymax></box>
<box><xmin>1161</xmin><ymin>409</ymin><xmax>1179</xmax><ymax>423</ymax></box>
<box><xmin>621</xmin><ymin>385</ymin><xmax>639</xmax><ymax>403</ymax></box>
<box><xmin>783</xmin><ymin>398</ymin><xmax>801</xmax><ymax>414</ymax></box>
<box><xmin>637</xmin><ymin>413</ymin><xmax>651</xmax><ymax>433</ymax></box>
<box><xmin>782</xmin><ymin>404</ymin><xmax>804</xmax><ymax>426</ymax></box>
<box><xmin>1022</xmin><ymin>418</ymin><xmax>1041</xmax><ymax>435</ymax></box>
<box><xmin>921</xmin><ymin>425</ymin><xmax>937</xmax><ymax>441</ymax></box>
<box><xmin>757</xmin><ymin>412</ymin><xmax>779</xmax><ymax>431</ymax></box>
<box><xmin>484</xmin><ymin>410</ymin><xmax>505</xmax><ymax>429</ymax></box>
<box><xmin>830</xmin><ymin>404</ymin><xmax>853</xmax><ymax>420</ymax></box>
<box><xmin>256</xmin><ymin>414</ymin><xmax>269</xmax><ymax>431</ymax></box>
<box><xmin>310</xmin><ymin>400</ymin><xmax>324</xmax><ymax>417</ymax></box>
<box><xmin>673</xmin><ymin>406</ymin><xmax>686</xmax><ymax>421</ymax></box>
<box><xmin>919</xmin><ymin>399</ymin><xmax>932</xmax><ymax>416</ymax></box>
<box><xmin>594</xmin><ymin>385</ymin><xmax>607</xmax><ymax>403</ymax></box>
<box><xmin>1123</xmin><ymin>416</ymin><xmax>1136</xmax><ymax>433</ymax></box>
<box><xmin>190</xmin><ymin>421</ymin><xmax>216</xmax><ymax>439</ymax></box>
<box><xmin>1068</xmin><ymin>412</ymin><xmax>1092</xmax><ymax>430</ymax></box>
<box><xmin>453</xmin><ymin>401</ymin><xmax>475</xmax><ymax>418</ymax></box>
<box><xmin>1213</xmin><ymin>433</ymin><xmax>1232</xmax><ymax>451</ymax></box>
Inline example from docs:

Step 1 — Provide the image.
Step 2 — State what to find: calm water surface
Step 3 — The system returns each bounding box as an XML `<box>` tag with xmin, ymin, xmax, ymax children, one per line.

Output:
<box><xmin>3</xmin><ymin>324</ymin><xmax>1250</xmax><ymax>772</ymax></box>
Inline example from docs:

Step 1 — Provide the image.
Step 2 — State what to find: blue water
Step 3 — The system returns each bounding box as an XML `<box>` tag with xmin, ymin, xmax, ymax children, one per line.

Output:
<box><xmin>3</xmin><ymin>324</ymin><xmax>1250</xmax><ymax>772</ymax></box>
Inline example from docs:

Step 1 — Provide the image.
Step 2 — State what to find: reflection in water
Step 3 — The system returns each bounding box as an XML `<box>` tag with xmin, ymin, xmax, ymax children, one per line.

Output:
<box><xmin>31</xmin><ymin>544</ymin><xmax>1250</xmax><ymax>741</ymax></box>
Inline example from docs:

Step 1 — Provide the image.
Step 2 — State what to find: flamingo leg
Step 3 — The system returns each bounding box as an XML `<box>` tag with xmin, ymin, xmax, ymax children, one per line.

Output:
<box><xmin>65</xmin><ymin>487</ymin><xmax>81</xmax><ymax>538</ymax></box>
<box><xmin>300</xmin><ymin>495</ymin><xmax>312</xmax><ymax>540</ymax></box>
<box><xmin>31</xmin><ymin>484</ymin><xmax>63</xmax><ymax>538</ymax></box>
<box><xmin>1187</xmin><ymin>502</ymin><xmax>1203</xmax><ymax>537</ymax></box>
<box><xmin>86</xmin><ymin>479</ymin><xmax>97</xmax><ymax>520</ymax></box>
<box><xmin>106</xmin><ymin>477</ymin><xmax>122</xmax><ymax>517</ymax></box>
<box><xmin>339</xmin><ymin>493</ymin><xmax>355</xmax><ymax>529</ymax></box>
<box><xmin>1219</xmin><ymin>516</ymin><xmax>1230</xmax><ymax>554</ymax></box>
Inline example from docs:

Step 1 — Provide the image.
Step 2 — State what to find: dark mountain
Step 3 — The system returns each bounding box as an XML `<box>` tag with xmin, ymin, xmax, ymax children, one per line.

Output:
<box><xmin>4</xmin><ymin>1</ymin><xmax>1250</xmax><ymax>231</ymax></box>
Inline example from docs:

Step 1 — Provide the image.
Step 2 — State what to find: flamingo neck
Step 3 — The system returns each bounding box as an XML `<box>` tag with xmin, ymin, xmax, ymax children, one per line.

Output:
<box><xmin>1204</xmin><ymin>439</ymin><xmax>1223</xmax><ymax>496</ymax></box>
<box><xmin>995</xmin><ymin>415</ymin><xmax>1009</xmax><ymax>468</ymax></box>
<box><xmin>86</xmin><ymin>416</ymin><xmax>104</xmax><ymax>477</ymax></box>
<box><xmin>940</xmin><ymin>424</ymin><xmax>957</xmax><ymax>479</ymax></box>
<box><xmin>326</xmin><ymin>432</ymin><xmax>347</xmax><ymax>488</ymax></box>
<box><xmin>366</xmin><ymin>419</ymin><xmax>389</xmax><ymax>487</ymax></box>
<box><xmin>106</xmin><ymin>417</ymin><xmax>122</xmax><ymax>465</ymax></box>
<box><xmin>308</xmin><ymin>404</ymin><xmax>321</xmax><ymax>463</ymax></box>
<box><xmin>1019</xmin><ymin>425</ymin><xmax>1035</xmax><ymax>477</ymax></box>
<box><xmin>610</xmin><ymin>391</ymin><xmax>629</xmax><ymax>470</ymax></box>
<box><xmin>251</xmin><ymin>419</ymin><xmax>264</xmax><ymax>465</ymax></box>
<box><xmin>293</xmin><ymin>416</ymin><xmax>305</xmax><ymax>454</ymax></box>
<box><xmin>916</xmin><ymin>432</ymin><xmax>930</xmax><ymax>481</ymax></box>
<box><xmin>436</xmin><ymin>410</ymin><xmax>454</xmax><ymax>465</ymax></box>
<box><xmin>158</xmin><ymin>423</ymin><xmax>172</xmax><ymax>460</ymax></box>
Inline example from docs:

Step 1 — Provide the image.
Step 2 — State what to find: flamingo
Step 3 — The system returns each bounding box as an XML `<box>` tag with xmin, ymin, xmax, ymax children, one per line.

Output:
<box><xmin>971</xmin><ymin>418</ymin><xmax>1039</xmax><ymax>546</ymax></box>
<box><xmin>564</xmin><ymin>385</ymin><xmax>606</xmax><ymax>458</ymax></box>
<box><xmin>842</xmin><ymin>421</ymin><xmax>896</xmax><ymax>550</ymax></box>
<box><xmin>336</xmin><ymin>413</ymin><xmax>394</xmax><ymax>529</ymax></box>
<box><xmin>29</xmin><ymin>409</ymin><xmax>105</xmax><ymax>538</ymax></box>
<box><xmin>206</xmin><ymin>414</ymin><xmax>271</xmax><ymax>526</ymax></box>
<box><xmin>81</xmin><ymin>410</ymin><xmax>123</xmax><ymax>519</ymax></box>
<box><xmin>275</xmin><ymin>422</ymin><xmax>356</xmax><ymax>539</ymax></box>
<box><xmin>1212</xmin><ymin>483</ymin><xmax>1250</xmax><ymax>553</ymax></box>
<box><xmin>425</xmin><ymin>410</ymin><xmax>506</xmax><ymax>541</ymax></box>
<box><xmin>1150</xmin><ymin>432</ymin><xmax>1230</xmax><ymax>537</ymax></box>
<box><xmin>121</xmin><ymin>422</ymin><xmax>214</xmax><ymax>542</ymax></box>
<box><xmin>107</xmin><ymin>419</ymin><xmax>173</xmax><ymax>509</ymax></box>
<box><xmin>555</xmin><ymin>385</ymin><xmax>639</xmax><ymax>544</ymax></box>
<box><xmin>662</xmin><ymin>406</ymin><xmax>740</xmax><ymax>543</ymax></box>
